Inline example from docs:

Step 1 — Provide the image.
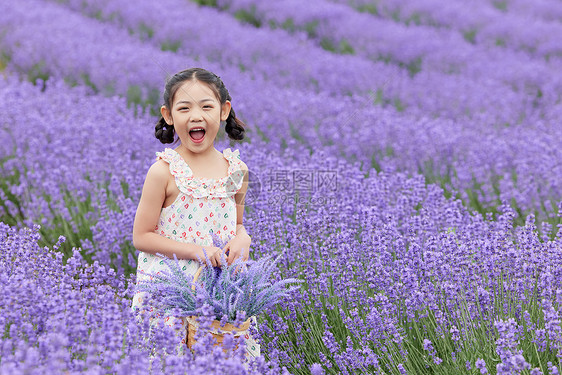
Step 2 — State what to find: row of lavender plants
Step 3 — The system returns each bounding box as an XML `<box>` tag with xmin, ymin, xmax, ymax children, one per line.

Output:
<box><xmin>330</xmin><ymin>0</ymin><xmax>562</xmax><ymax>59</ymax></box>
<box><xmin>2</xmin><ymin>0</ymin><xmax>562</xmax><ymax>225</ymax></box>
<box><xmin>50</xmin><ymin>0</ymin><xmax>561</xmax><ymax>126</ymax></box>
<box><xmin>207</xmin><ymin>0</ymin><xmax>562</xmax><ymax>89</ymax></box>
<box><xmin>3</xmin><ymin>74</ymin><xmax>562</xmax><ymax>373</ymax></box>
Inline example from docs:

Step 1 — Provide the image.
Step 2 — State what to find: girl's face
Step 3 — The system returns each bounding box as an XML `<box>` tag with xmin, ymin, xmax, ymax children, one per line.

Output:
<box><xmin>161</xmin><ymin>80</ymin><xmax>231</xmax><ymax>154</ymax></box>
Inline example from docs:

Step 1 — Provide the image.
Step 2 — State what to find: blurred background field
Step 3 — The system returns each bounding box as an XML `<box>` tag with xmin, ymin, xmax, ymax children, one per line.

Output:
<box><xmin>1</xmin><ymin>0</ymin><xmax>562</xmax><ymax>374</ymax></box>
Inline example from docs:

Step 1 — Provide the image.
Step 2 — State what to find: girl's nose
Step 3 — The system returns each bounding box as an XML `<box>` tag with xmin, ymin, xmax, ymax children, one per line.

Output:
<box><xmin>190</xmin><ymin>106</ymin><xmax>204</xmax><ymax>121</ymax></box>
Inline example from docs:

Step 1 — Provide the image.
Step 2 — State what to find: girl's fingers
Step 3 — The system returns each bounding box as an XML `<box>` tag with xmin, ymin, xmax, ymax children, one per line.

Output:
<box><xmin>227</xmin><ymin>249</ymin><xmax>235</xmax><ymax>265</ymax></box>
<box><xmin>213</xmin><ymin>250</ymin><xmax>221</xmax><ymax>267</ymax></box>
<box><xmin>221</xmin><ymin>252</ymin><xmax>227</xmax><ymax>266</ymax></box>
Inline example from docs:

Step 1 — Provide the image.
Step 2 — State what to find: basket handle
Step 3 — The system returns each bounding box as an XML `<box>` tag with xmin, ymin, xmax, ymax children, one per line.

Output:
<box><xmin>192</xmin><ymin>266</ymin><xmax>204</xmax><ymax>291</ymax></box>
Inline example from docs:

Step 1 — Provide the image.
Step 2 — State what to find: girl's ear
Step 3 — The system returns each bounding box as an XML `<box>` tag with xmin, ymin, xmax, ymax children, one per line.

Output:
<box><xmin>161</xmin><ymin>105</ymin><xmax>173</xmax><ymax>125</ymax></box>
<box><xmin>221</xmin><ymin>101</ymin><xmax>232</xmax><ymax>122</ymax></box>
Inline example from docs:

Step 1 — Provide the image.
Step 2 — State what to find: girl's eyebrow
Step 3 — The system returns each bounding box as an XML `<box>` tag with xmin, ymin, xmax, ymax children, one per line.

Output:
<box><xmin>175</xmin><ymin>98</ymin><xmax>215</xmax><ymax>105</ymax></box>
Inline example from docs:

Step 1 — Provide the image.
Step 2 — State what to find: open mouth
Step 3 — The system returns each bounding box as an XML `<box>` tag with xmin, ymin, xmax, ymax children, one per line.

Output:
<box><xmin>189</xmin><ymin>128</ymin><xmax>206</xmax><ymax>143</ymax></box>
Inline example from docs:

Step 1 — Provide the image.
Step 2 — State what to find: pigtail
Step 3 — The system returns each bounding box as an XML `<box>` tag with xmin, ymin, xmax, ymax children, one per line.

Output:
<box><xmin>155</xmin><ymin>116</ymin><xmax>175</xmax><ymax>144</ymax></box>
<box><xmin>225</xmin><ymin>108</ymin><xmax>246</xmax><ymax>141</ymax></box>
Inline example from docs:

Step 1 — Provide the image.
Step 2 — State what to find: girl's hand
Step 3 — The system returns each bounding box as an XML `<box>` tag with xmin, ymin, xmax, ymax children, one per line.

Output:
<box><xmin>201</xmin><ymin>246</ymin><xmax>225</xmax><ymax>267</ymax></box>
<box><xmin>223</xmin><ymin>233</ymin><xmax>251</xmax><ymax>265</ymax></box>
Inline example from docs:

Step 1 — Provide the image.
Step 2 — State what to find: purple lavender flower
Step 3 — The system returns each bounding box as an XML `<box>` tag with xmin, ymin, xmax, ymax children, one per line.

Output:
<box><xmin>495</xmin><ymin>318</ymin><xmax>531</xmax><ymax>374</ymax></box>
<box><xmin>310</xmin><ymin>363</ymin><xmax>325</xmax><ymax>375</ymax></box>
<box><xmin>136</xmin><ymin>250</ymin><xmax>302</xmax><ymax>323</ymax></box>
<box><xmin>475</xmin><ymin>358</ymin><xmax>488</xmax><ymax>374</ymax></box>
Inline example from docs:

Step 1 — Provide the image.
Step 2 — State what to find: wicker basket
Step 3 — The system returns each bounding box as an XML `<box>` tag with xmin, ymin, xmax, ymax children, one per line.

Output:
<box><xmin>185</xmin><ymin>266</ymin><xmax>251</xmax><ymax>351</ymax></box>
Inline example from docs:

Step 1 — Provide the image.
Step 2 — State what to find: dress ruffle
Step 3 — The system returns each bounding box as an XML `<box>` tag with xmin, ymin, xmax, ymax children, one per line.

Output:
<box><xmin>156</xmin><ymin>148</ymin><xmax>244</xmax><ymax>199</ymax></box>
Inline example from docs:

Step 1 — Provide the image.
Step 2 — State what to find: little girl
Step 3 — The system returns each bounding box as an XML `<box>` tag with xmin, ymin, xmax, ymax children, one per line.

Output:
<box><xmin>131</xmin><ymin>67</ymin><xmax>260</xmax><ymax>359</ymax></box>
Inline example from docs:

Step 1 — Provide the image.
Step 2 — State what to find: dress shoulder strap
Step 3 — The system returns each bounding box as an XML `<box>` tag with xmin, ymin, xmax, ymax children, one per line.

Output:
<box><xmin>155</xmin><ymin>148</ymin><xmax>193</xmax><ymax>179</ymax></box>
<box><xmin>223</xmin><ymin>148</ymin><xmax>242</xmax><ymax>166</ymax></box>
<box><xmin>223</xmin><ymin>148</ymin><xmax>245</xmax><ymax>194</ymax></box>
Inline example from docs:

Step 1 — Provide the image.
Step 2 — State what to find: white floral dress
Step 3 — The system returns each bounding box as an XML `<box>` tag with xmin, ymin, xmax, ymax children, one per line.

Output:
<box><xmin>131</xmin><ymin>147</ymin><xmax>260</xmax><ymax>359</ymax></box>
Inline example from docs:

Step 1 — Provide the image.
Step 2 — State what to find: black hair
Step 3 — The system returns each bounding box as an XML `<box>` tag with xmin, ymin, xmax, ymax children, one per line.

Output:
<box><xmin>155</xmin><ymin>67</ymin><xmax>246</xmax><ymax>143</ymax></box>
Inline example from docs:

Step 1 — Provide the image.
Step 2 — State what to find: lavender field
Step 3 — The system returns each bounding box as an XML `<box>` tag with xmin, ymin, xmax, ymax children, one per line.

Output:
<box><xmin>1</xmin><ymin>0</ymin><xmax>562</xmax><ymax>373</ymax></box>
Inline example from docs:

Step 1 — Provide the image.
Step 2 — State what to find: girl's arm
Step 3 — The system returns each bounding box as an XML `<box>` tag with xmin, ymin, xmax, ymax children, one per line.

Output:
<box><xmin>225</xmin><ymin>162</ymin><xmax>252</xmax><ymax>264</ymax></box>
<box><xmin>132</xmin><ymin>160</ymin><xmax>209</xmax><ymax>261</ymax></box>
<box><xmin>235</xmin><ymin>162</ymin><xmax>251</xmax><ymax>242</ymax></box>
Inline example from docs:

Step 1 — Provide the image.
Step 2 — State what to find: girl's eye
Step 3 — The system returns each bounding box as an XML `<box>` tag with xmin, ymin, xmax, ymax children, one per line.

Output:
<box><xmin>204</xmin><ymin>106</ymin><xmax>213</xmax><ymax>109</ymax></box>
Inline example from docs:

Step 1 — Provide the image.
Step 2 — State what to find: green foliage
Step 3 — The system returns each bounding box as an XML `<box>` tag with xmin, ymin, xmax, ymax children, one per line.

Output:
<box><xmin>191</xmin><ymin>0</ymin><xmax>217</xmax><ymax>7</ymax></box>
<box><xmin>126</xmin><ymin>85</ymin><xmax>160</xmax><ymax>113</ymax></box>
<box><xmin>378</xmin><ymin>54</ymin><xmax>422</xmax><ymax>78</ymax></box>
<box><xmin>281</xmin><ymin>18</ymin><xmax>296</xmax><ymax>33</ymax></box>
<box><xmin>0</xmin><ymin>158</ymin><xmax>24</xmax><ymax>227</ymax></box>
<box><xmin>373</xmin><ymin>88</ymin><xmax>385</xmax><ymax>106</ymax></box>
<box><xmin>391</xmin><ymin>10</ymin><xmax>402</xmax><ymax>23</ymax></box>
<box><xmin>234</xmin><ymin>7</ymin><xmax>262</xmax><ymax>28</ymax></box>
<box><xmin>92</xmin><ymin>10</ymin><xmax>104</xmax><ymax>21</ymax></box>
<box><xmin>417</xmin><ymin>160</ymin><xmax>561</xmax><ymax>238</ymax></box>
<box><xmin>371</xmin><ymin>88</ymin><xmax>407</xmax><ymax>114</ymax></box>
<box><xmin>304</xmin><ymin>20</ymin><xmax>319</xmax><ymax>38</ymax></box>
<box><xmin>405</xmin><ymin>12</ymin><xmax>422</xmax><ymax>26</ymax></box>
<box><xmin>289</xmin><ymin>121</ymin><xmax>305</xmax><ymax>144</ymax></box>
<box><xmin>319</xmin><ymin>38</ymin><xmax>355</xmax><ymax>55</ymax></box>
<box><xmin>0</xmin><ymin>50</ymin><xmax>10</xmax><ymax>71</ymax></box>
<box><xmin>280</xmin><ymin>137</ymin><xmax>288</xmax><ymax>151</ymax></box>
<box><xmin>319</xmin><ymin>37</ymin><xmax>337</xmax><ymax>53</ymax></box>
<box><xmin>394</xmin><ymin>97</ymin><xmax>405</xmax><ymax>112</ymax></box>
<box><xmin>338</xmin><ymin>39</ymin><xmax>355</xmax><ymax>55</ymax></box>
<box><xmin>370</xmin><ymin>153</ymin><xmax>382</xmax><ymax>174</ymax></box>
<box><xmin>255</xmin><ymin>125</ymin><xmax>270</xmax><ymax>143</ymax></box>
<box><xmin>126</xmin><ymin>85</ymin><xmax>143</xmax><ymax>107</ymax></box>
<box><xmin>405</xmin><ymin>57</ymin><xmax>423</xmax><ymax>78</ymax></box>
<box><xmin>27</xmin><ymin>61</ymin><xmax>50</xmax><ymax>89</ymax></box>
<box><xmin>310</xmin><ymin>76</ymin><xmax>319</xmax><ymax>91</ymax></box>
<box><xmin>39</xmin><ymin>192</ymin><xmax>95</xmax><ymax>262</ymax></box>
<box><xmin>160</xmin><ymin>40</ymin><xmax>181</xmax><ymax>52</ymax></box>
<box><xmin>463</xmin><ymin>29</ymin><xmax>477</xmax><ymax>44</ymax></box>
<box><xmin>138</xmin><ymin>22</ymin><xmax>154</xmax><ymax>39</ymax></box>
<box><xmin>492</xmin><ymin>0</ymin><xmax>508</xmax><ymax>11</ymax></box>
<box><xmin>385</xmin><ymin>145</ymin><xmax>395</xmax><ymax>157</ymax></box>
<box><xmin>80</xmin><ymin>73</ymin><xmax>98</xmax><ymax>92</ymax></box>
<box><xmin>357</xmin><ymin>4</ymin><xmax>379</xmax><ymax>16</ymax></box>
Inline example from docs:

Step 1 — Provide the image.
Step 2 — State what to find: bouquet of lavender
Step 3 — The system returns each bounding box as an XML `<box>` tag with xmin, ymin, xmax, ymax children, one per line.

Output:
<box><xmin>135</xmin><ymin>233</ymin><xmax>302</xmax><ymax>323</ymax></box>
